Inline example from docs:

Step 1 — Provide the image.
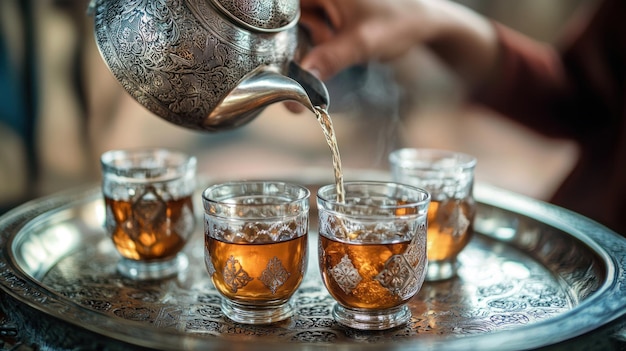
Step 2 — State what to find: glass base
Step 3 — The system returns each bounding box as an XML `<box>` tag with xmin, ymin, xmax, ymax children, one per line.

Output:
<box><xmin>117</xmin><ymin>253</ymin><xmax>189</xmax><ymax>280</ymax></box>
<box><xmin>221</xmin><ymin>299</ymin><xmax>294</xmax><ymax>325</ymax></box>
<box><xmin>332</xmin><ymin>304</ymin><xmax>411</xmax><ymax>330</ymax></box>
<box><xmin>425</xmin><ymin>259</ymin><xmax>458</xmax><ymax>281</ymax></box>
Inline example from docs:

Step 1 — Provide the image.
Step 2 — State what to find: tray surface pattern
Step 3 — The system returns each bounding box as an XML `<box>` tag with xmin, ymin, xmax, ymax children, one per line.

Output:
<box><xmin>1</xmin><ymin>183</ymin><xmax>625</xmax><ymax>350</ymax></box>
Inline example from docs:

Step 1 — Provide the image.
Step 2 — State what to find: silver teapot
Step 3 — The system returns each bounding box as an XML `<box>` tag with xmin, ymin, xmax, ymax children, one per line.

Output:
<box><xmin>90</xmin><ymin>0</ymin><xmax>329</xmax><ymax>131</ymax></box>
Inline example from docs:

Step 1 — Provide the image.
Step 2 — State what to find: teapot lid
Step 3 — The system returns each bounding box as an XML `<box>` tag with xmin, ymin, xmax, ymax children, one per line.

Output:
<box><xmin>211</xmin><ymin>0</ymin><xmax>300</xmax><ymax>32</ymax></box>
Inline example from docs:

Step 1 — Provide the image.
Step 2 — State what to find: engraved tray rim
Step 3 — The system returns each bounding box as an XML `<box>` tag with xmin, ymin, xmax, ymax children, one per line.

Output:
<box><xmin>1</xmin><ymin>175</ymin><xmax>625</xmax><ymax>351</ymax></box>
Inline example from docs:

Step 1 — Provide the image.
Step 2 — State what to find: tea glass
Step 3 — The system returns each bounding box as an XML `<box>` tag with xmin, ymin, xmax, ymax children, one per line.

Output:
<box><xmin>389</xmin><ymin>148</ymin><xmax>477</xmax><ymax>281</ymax></box>
<box><xmin>317</xmin><ymin>181</ymin><xmax>430</xmax><ymax>330</ymax></box>
<box><xmin>100</xmin><ymin>148</ymin><xmax>197</xmax><ymax>280</ymax></box>
<box><xmin>203</xmin><ymin>181</ymin><xmax>310</xmax><ymax>324</ymax></box>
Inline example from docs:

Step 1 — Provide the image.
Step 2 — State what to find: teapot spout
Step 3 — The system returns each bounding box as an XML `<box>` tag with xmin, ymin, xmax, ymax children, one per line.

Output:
<box><xmin>286</xmin><ymin>61</ymin><xmax>329</xmax><ymax>110</ymax></box>
<box><xmin>203</xmin><ymin>63</ymin><xmax>329</xmax><ymax>131</ymax></box>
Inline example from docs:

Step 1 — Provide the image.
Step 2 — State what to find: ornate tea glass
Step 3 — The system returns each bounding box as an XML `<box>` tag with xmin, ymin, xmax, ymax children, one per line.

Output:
<box><xmin>389</xmin><ymin>148</ymin><xmax>477</xmax><ymax>281</ymax></box>
<box><xmin>100</xmin><ymin>148</ymin><xmax>197</xmax><ymax>280</ymax></box>
<box><xmin>203</xmin><ymin>181</ymin><xmax>310</xmax><ymax>324</ymax></box>
<box><xmin>317</xmin><ymin>181</ymin><xmax>430</xmax><ymax>330</ymax></box>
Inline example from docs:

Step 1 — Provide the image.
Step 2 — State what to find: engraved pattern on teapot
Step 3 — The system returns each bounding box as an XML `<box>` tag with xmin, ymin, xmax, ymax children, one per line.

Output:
<box><xmin>215</xmin><ymin>0</ymin><xmax>299</xmax><ymax>30</ymax></box>
<box><xmin>93</xmin><ymin>0</ymin><xmax>298</xmax><ymax>130</ymax></box>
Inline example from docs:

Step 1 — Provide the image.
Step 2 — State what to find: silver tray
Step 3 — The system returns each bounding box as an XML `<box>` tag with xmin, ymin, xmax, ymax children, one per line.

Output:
<box><xmin>1</xmin><ymin>176</ymin><xmax>625</xmax><ymax>350</ymax></box>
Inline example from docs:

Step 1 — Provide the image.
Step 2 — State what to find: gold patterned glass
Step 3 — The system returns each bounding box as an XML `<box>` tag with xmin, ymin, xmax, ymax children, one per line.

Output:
<box><xmin>202</xmin><ymin>181</ymin><xmax>310</xmax><ymax>324</ymax></box>
<box><xmin>317</xmin><ymin>181</ymin><xmax>430</xmax><ymax>330</ymax></box>
<box><xmin>100</xmin><ymin>148</ymin><xmax>197</xmax><ymax>280</ymax></box>
<box><xmin>390</xmin><ymin>148</ymin><xmax>477</xmax><ymax>281</ymax></box>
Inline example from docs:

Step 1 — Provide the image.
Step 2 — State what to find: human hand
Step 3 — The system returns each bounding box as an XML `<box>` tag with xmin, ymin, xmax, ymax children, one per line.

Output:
<box><xmin>287</xmin><ymin>0</ymin><xmax>498</xmax><ymax>113</ymax></box>
<box><xmin>285</xmin><ymin>0</ymin><xmax>430</xmax><ymax>113</ymax></box>
<box><xmin>298</xmin><ymin>0</ymin><xmax>428</xmax><ymax>82</ymax></box>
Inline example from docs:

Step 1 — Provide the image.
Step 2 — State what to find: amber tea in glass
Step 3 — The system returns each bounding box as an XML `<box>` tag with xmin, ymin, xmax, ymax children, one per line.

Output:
<box><xmin>203</xmin><ymin>181</ymin><xmax>310</xmax><ymax>324</ymax></box>
<box><xmin>390</xmin><ymin>148</ymin><xmax>477</xmax><ymax>281</ymax></box>
<box><xmin>105</xmin><ymin>196</ymin><xmax>193</xmax><ymax>260</ymax></box>
<box><xmin>317</xmin><ymin>181</ymin><xmax>430</xmax><ymax>330</ymax></box>
<box><xmin>101</xmin><ymin>148</ymin><xmax>197</xmax><ymax>280</ymax></box>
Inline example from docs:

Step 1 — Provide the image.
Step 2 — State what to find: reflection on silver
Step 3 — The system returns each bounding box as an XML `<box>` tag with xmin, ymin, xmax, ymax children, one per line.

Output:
<box><xmin>0</xmin><ymin>182</ymin><xmax>625</xmax><ymax>350</ymax></box>
<box><xmin>18</xmin><ymin>219</ymin><xmax>82</xmax><ymax>279</ymax></box>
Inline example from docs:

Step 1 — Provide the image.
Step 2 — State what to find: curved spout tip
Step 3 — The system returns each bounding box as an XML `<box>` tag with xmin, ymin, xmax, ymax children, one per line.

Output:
<box><xmin>203</xmin><ymin>65</ymin><xmax>329</xmax><ymax>131</ymax></box>
<box><xmin>287</xmin><ymin>61</ymin><xmax>329</xmax><ymax>110</ymax></box>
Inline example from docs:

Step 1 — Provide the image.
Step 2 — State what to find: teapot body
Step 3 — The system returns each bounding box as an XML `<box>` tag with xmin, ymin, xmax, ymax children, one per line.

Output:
<box><xmin>93</xmin><ymin>0</ymin><xmax>299</xmax><ymax>130</ymax></box>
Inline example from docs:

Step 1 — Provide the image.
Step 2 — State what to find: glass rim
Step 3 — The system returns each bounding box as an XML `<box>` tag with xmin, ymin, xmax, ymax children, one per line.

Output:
<box><xmin>389</xmin><ymin>148</ymin><xmax>477</xmax><ymax>171</ymax></box>
<box><xmin>100</xmin><ymin>148</ymin><xmax>197</xmax><ymax>179</ymax></box>
<box><xmin>316</xmin><ymin>181</ymin><xmax>430</xmax><ymax>210</ymax></box>
<box><xmin>202</xmin><ymin>180</ymin><xmax>311</xmax><ymax>208</ymax></box>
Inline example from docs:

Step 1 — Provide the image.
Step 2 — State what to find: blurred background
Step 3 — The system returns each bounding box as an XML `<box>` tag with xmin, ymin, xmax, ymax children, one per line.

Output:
<box><xmin>0</xmin><ymin>0</ymin><xmax>591</xmax><ymax>214</ymax></box>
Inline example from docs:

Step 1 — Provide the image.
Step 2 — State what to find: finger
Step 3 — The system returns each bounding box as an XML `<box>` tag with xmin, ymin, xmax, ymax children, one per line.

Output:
<box><xmin>300</xmin><ymin>0</ymin><xmax>341</xmax><ymax>28</ymax></box>
<box><xmin>299</xmin><ymin>12</ymin><xmax>335</xmax><ymax>44</ymax></box>
<box><xmin>300</xmin><ymin>30</ymin><xmax>369</xmax><ymax>81</ymax></box>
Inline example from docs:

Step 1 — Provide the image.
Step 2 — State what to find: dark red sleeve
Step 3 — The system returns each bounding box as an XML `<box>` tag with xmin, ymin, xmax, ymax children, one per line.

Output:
<box><xmin>472</xmin><ymin>0</ymin><xmax>625</xmax><ymax>142</ymax></box>
<box><xmin>472</xmin><ymin>0</ymin><xmax>626</xmax><ymax>235</ymax></box>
